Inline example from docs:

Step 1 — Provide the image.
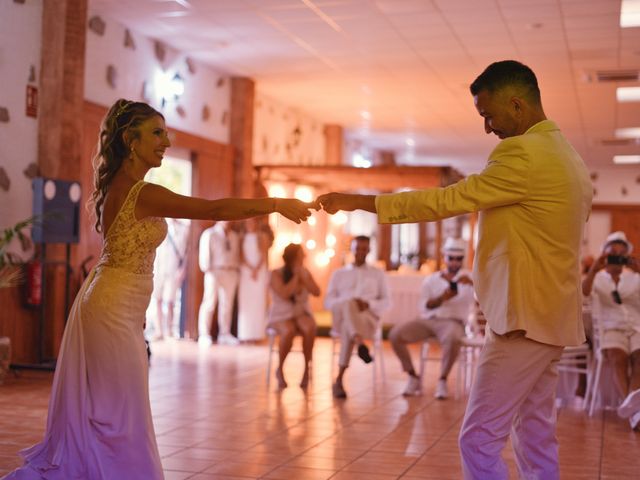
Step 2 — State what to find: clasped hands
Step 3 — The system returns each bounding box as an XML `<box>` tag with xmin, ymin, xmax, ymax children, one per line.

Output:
<box><xmin>275</xmin><ymin>192</ymin><xmax>369</xmax><ymax>224</ymax></box>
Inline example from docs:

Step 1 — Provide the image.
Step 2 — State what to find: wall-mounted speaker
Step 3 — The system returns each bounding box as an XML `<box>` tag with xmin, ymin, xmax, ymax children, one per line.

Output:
<box><xmin>32</xmin><ymin>177</ymin><xmax>81</xmax><ymax>244</ymax></box>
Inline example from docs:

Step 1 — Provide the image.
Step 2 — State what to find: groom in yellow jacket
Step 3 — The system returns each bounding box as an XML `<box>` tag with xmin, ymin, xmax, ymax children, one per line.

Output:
<box><xmin>318</xmin><ymin>60</ymin><xmax>593</xmax><ymax>480</ymax></box>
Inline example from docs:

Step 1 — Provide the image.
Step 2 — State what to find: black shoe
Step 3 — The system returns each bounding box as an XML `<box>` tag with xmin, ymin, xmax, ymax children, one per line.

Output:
<box><xmin>332</xmin><ymin>382</ymin><xmax>347</xmax><ymax>398</ymax></box>
<box><xmin>357</xmin><ymin>344</ymin><xmax>373</xmax><ymax>364</ymax></box>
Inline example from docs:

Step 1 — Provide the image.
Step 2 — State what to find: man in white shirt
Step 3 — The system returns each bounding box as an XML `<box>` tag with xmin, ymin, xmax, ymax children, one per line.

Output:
<box><xmin>325</xmin><ymin>236</ymin><xmax>391</xmax><ymax>398</ymax></box>
<box><xmin>197</xmin><ymin>221</ymin><xmax>241</xmax><ymax>346</ymax></box>
<box><xmin>389</xmin><ymin>238</ymin><xmax>475</xmax><ymax>399</ymax></box>
<box><xmin>582</xmin><ymin>231</ymin><xmax>640</xmax><ymax>430</ymax></box>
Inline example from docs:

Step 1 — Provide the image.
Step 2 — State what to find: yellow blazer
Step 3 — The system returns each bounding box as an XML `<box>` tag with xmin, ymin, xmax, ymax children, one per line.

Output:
<box><xmin>376</xmin><ymin>120</ymin><xmax>593</xmax><ymax>346</ymax></box>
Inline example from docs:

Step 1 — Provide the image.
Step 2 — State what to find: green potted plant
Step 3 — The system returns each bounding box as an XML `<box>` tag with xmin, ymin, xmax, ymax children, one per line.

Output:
<box><xmin>0</xmin><ymin>216</ymin><xmax>40</xmax><ymax>288</ymax></box>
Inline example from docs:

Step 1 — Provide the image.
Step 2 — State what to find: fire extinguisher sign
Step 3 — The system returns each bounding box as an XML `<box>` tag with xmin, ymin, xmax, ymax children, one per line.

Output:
<box><xmin>26</xmin><ymin>85</ymin><xmax>38</xmax><ymax>118</ymax></box>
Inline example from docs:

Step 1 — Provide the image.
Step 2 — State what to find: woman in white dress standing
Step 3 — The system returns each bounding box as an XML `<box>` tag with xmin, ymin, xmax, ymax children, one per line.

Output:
<box><xmin>238</xmin><ymin>218</ymin><xmax>269</xmax><ymax>341</ymax></box>
<box><xmin>3</xmin><ymin>99</ymin><xmax>314</xmax><ymax>480</ymax></box>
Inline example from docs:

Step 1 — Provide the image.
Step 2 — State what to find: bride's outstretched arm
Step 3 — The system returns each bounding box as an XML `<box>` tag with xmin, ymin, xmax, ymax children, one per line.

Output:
<box><xmin>137</xmin><ymin>183</ymin><xmax>316</xmax><ymax>224</ymax></box>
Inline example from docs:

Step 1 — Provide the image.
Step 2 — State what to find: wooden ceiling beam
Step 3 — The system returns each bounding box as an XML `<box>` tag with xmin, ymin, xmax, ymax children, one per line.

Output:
<box><xmin>255</xmin><ymin>165</ymin><xmax>463</xmax><ymax>192</ymax></box>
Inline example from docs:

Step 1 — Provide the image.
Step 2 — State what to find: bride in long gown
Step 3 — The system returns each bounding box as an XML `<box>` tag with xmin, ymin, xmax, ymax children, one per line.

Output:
<box><xmin>3</xmin><ymin>99</ymin><xmax>314</xmax><ymax>480</ymax></box>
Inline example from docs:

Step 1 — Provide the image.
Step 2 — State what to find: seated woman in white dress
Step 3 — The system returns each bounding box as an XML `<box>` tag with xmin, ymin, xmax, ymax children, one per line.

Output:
<box><xmin>268</xmin><ymin>243</ymin><xmax>320</xmax><ymax>389</ymax></box>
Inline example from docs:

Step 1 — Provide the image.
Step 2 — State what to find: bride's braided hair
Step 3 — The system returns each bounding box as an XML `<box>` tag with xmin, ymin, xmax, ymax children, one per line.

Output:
<box><xmin>89</xmin><ymin>99</ymin><xmax>163</xmax><ymax>232</ymax></box>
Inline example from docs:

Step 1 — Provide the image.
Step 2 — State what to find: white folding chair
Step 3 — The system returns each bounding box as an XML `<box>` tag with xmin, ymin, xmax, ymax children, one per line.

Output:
<box><xmin>456</xmin><ymin>335</ymin><xmax>485</xmax><ymax>396</ymax></box>
<box><xmin>265</xmin><ymin>326</ymin><xmax>308</xmax><ymax>387</ymax></box>
<box><xmin>587</xmin><ymin>315</ymin><xmax>605</xmax><ymax>416</ymax></box>
<box><xmin>556</xmin><ymin>342</ymin><xmax>594</xmax><ymax>411</ymax></box>
<box><xmin>330</xmin><ymin>323</ymin><xmax>386</xmax><ymax>383</ymax></box>
<box><xmin>418</xmin><ymin>334</ymin><xmax>484</xmax><ymax>399</ymax></box>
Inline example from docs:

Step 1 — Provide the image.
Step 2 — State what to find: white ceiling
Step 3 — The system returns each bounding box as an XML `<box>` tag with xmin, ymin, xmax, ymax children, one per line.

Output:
<box><xmin>90</xmin><ymin>0</ymin><xmax>640</xmax><ymax>173</ymax></box>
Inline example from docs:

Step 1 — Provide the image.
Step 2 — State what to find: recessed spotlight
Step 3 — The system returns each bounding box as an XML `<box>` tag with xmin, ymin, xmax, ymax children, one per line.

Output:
<box><xmin>405</xmin><ymin>138</ymin><xmax>415</xmax><ymax>147</ymax></box>
<box><xmin>621</xmin><ymin>0</ymin><xmax>640</xmax><ymax>28</ymax></box>
<box><xmin>613</xmin><ymin>155</ymin><xmax>640</xmax><ymax>164</ymax></box>
<box><xmin>617</xmin><ymin>86</ymin><xmax>640</xmax><ymax>102</ymax></box>
<box><xmin>615</xmin><ymin>127</ymin><xmax>640</xmax><ymax>138</ymax></box>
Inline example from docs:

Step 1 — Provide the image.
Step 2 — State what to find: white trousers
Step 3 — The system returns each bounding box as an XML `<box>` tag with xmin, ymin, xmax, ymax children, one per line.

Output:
<box><xmin>332</xmin><ymin>299</ymin><xmax>377</xmax><ymax>367</ymax></box>
<box><xmin>459</xmin><ymin>329</ymin><xmax>563</xmax><ymax>480</ymax></box>
<box><xmin>197</xmin><ymin>269</ymin><xmax>239</xmax><ymax>339</ymax></box>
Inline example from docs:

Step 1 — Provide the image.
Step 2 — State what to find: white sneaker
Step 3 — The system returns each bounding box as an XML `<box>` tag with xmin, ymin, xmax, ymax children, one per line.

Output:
<box><xmin>218</xmin><ymin>333</ymin><xmax>239</xmax><ymax>346</ymax></box>
<box><xmin>618</xmin><ymin>388</ymin><xmax>640</xmax><ymax>419</ymax></box>
<box><xmin>630</xmin><ymin>411</ymin><xmax>640</xmax><ymax>431</ymax></box>
<box><xmin>402</xmin><ymin>376</ymin><xmax>422</xmax><ymax>397</ymax></box>
<box><xmin>434</xmin><ymin>379</ymin><xmax>449</xmax><ymax>400</ymax></box>
<box><xmin>198</xmin><ymin>335</ymin><xmax>212</xmax><ymax>348</ymax></box>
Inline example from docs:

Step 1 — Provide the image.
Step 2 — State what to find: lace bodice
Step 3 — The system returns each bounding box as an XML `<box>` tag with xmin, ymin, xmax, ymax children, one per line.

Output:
<box><xmin>97</xmin><ymin>181</ymin><xmax>167</xmax><ymax>274</ymax></box>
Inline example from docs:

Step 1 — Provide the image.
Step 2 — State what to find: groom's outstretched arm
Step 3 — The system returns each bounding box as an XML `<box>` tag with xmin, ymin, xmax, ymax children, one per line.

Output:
<box><xmin>317</xmin><ymin>193</ymin><xmax>377</xmax><ymax>214</ymax></box>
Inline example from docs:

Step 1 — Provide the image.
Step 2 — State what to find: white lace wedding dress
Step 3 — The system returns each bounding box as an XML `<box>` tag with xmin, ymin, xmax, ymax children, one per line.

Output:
<box><xmin>4</xmin><ymin>181</ymin><xmax>167</xmax><ymax>480</ymax></box>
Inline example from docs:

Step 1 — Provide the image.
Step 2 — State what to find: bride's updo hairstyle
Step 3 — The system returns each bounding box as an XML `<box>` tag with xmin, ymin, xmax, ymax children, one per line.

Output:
<box><xmin>90</xmin><ymin>99</ymin><xmax>164</xmax><ymax>232</ymax></box>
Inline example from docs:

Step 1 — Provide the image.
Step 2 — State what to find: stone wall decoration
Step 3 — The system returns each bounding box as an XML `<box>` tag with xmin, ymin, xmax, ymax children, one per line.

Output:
<box><xmin>201</xmin><ymin>105</ymin><xmax>210</xmax><ymax>121</ymax></box>
<box><xmin>621</xmin><ymin>186</ymin><xmax>628</xmax><ymax>196</ymax></box>
<box><xmin>23</xmin><ymin>163</ymin><xmax>40</xmax><ymax>179</ymax></box>
<box><xmin>0</xmin><ymin>107</ymin><xmax>9</xmax><ymax>123</ymax></box>
<box><xmin>186</xmin><ymin>57</ymin><xmax>196</xmax><ymax>75</ymax></box>
<box><xmin>13</xmin><ymin>0</ymin><xmax>26</xmax><ymax>4</ymax></box>
<box><xmin>88</xmin><ymin>16</ymin><xmax>106</xmax><ymax>36</ymax></box>
<box><xmin>176</xmin><ymin>105</ymin><xmax>186</xmax><ymax>118</ymax></box>
<box><xmin>0</xmin><ymin>167</ymin><xmax>10</xmax><ymax>192</ymax></box>
<box><xmin>216</xmin><ymin>77</ymin><xmax>225</xmax><ymax>88</ymax></box>
<box><xmin>154</xmin><ymin>41</ymin><xmax>166</xmax><ymax>63</ymax></box>
<box><xmin>636</xmin><ymin>175</ymin><xmax>640</xmax><ymax>184</ymax></box>
<box><xmin>28</xmin><ymin>65</ymin><xmax>36</xmax><ymax>83</ymax></box>
<box><xmin>124</xmin><ymin>29</ymin><xmax>136</xmax><ymax>50</ymax></box>
<box><xmin>221</xmin><ymin>111</ymin><xmax>228</xmax><ymax>126</ymax></box>
<box><xmin>106</xmin><ymin>65</ymin><xmax>117</xmax><ymax>89</ymax></box>
<box><xmin>590</xmin><ymin>172</ymin><xmax>598</xmax><ymax>181</ymax></box>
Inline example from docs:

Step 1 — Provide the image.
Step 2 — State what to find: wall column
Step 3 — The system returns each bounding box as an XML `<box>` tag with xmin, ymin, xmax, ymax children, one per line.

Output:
<box><xmin>229</xmin><ymin>77</ymin><xmax>255</xmax><ymax>197</ymax></box>
<box><xmin>38</xmin><ymin>0</ymin><xmax>87</xmax><ymax>180</ymax></box>
<box><xmin>323</xmin><ymin>124</ymin><xmax>343</xmax><ymax>165</ymax></box>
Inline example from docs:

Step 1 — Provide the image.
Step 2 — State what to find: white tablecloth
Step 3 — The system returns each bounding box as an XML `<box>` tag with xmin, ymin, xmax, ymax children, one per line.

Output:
<box><xmin>380</xmin><ymin>273</ymin><xmax>426</xmax><ymax>326</ymax></box>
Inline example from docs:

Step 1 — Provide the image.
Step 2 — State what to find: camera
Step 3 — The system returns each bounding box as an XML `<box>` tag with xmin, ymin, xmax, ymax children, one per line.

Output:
<box><xmin>449</xmin><ymin>281</ymin><xmax>458</xmax><ymax>293</ymax></box>
<box><xmin>607</xmin><ymin>255</ymin><xmax>629</xmax><ymax>265</ymax></box>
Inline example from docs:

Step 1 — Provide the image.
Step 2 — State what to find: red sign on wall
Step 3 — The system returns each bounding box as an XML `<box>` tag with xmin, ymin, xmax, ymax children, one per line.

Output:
<box><xmin>26</xmin><ymin>85</ymin><xmax>38</xmax><ymax>118</ymax></box>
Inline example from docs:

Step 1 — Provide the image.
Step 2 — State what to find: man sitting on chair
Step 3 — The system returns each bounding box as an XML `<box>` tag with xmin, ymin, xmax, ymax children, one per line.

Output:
<box><xmin>325</xmin><ymin>235</ymin><xmax>391</xmax><ymax>398</ymax></box>
<box><xmin>389</xmin><ymin>237</ymin><xmax>475</xmax><ymax>399</ymax></box>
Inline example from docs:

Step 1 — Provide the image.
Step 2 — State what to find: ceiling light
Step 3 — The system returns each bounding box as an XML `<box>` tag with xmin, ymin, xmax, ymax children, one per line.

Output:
<box><xmin>294</xmin><ymin>185</ymin><xmax>314</xmax><ymax>202</ymax></box>
<box><xmin>406</xmin><ymin>138</ymin><xmax>415</xmax><ymax>147</ymax></box>
<box><xmin>620</xmin><ymin>0</ymin><xmax>640</xmax><ymax>28</ymax></box>
<box><xmin>617</xmin><ymin>86</ymin><xmax>640</xmax><ymax>102</ymax></box>
<box><xmin>314</xmin><ymin>251</ymin><xmax>330</xmax><ymax>267</ymax></box>
<box><xmin>352</xmin><ymin>152</ymin><xmax>372</xmax><ymax>168</ymax></box>
<box><xmin>360</xmin><ymin>110</ymin><xmax>371</xmax><ymax>120</ymax></box>
<box><xmin>615</xmin><ymin>127</ymin><xmax>640</xmax><ymax>138</ymax></box>
<box><xmin>155</xmin><ymin>71</ymin><xmax>185</xmax><ymax>107</ymax></box>
<box><xmin>613</xmin><ymin>155</ymin><xmax>640</xmax><ymax>164</ymax></box>
<box><xmin>268</xmin><ymin>184</ymin><xmax>286</xmax><ymax>198</ymax></box>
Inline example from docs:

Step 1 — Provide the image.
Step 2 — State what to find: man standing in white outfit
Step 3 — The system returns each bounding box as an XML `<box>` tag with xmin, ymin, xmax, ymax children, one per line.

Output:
<box><xmin>325</xmin><ymin>236</ymin><xmax>391</xmax><ymax>398</ymax></box>
<box><xmin>198</xmin><ymin>221</ymin><xmax>240</xmax><ymax>346</ymax></box>
<box><xmin>389</xmin><ymin>237</ymin><xmax>475</xmax><ymax>399</ymax></box>
<box><xmin>318</xmin><ymin>60</ymin><xmax>593</xmax><ymax>479</ymax></box>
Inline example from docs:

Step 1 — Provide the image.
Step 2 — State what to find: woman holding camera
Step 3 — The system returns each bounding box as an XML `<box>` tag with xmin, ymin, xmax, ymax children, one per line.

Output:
<box><xmin>582</xmin><ymin>231</ymin><xmax>640</xmax><ymax>430</ymax></box>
